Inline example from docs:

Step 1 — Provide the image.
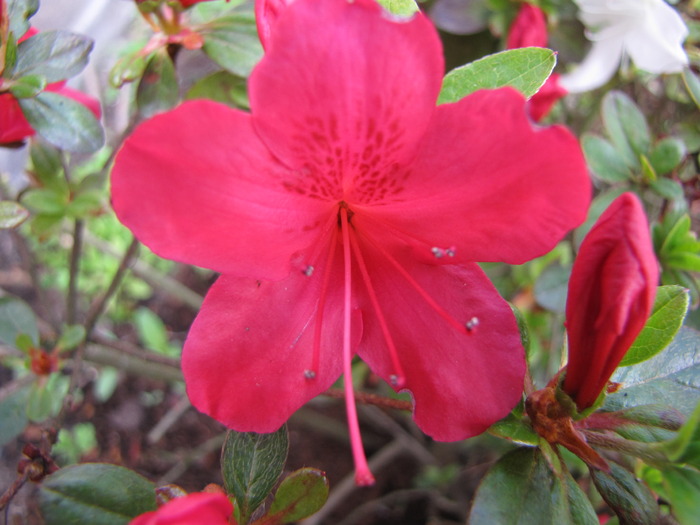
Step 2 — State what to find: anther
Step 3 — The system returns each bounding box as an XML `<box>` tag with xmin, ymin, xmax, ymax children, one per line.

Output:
<box><xmin>466</xmin><ymin>317</ymin><xmax>480</xmax><ymax>332</ymax></box>
<box><xmin>303</xmin><ymin>265</ymin><xmax>314</xmax><ymax>276</ymax></box>
<box><xmin>431</xmin><ymin>247</ymin><xmax>443</xmax><ymax>258</ymax></box>
<box><xmin>304</xmin><ymin>369</ymin><xmax>316</xmax><ymax>380</ymax></box>
<box><xmin>389</xmin><ymin>374</ymin><xmax>405</xmax><ymax>388</ymax></box>
<box><xmin>431</xmin><ymin>246</ymin><xmax>457</xmax><ymax>258</ymax></box>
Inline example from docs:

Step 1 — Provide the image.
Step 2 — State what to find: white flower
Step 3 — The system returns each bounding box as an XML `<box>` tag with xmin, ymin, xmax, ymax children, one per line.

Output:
<box><xmin>560</xmin><ymin>0</ymin><xmax>689</xmax><ymax>93</ymax></box>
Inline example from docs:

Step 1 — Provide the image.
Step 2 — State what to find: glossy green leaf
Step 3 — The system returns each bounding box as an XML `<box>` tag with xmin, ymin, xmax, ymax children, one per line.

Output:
<box><xmin>439</xmin><ymin>48</ymin><xmax>556</xmax><ymax>104</ymax></box>
<box><xmin>222</xmin><ymin>426</ymin><xmax>289</xmax><ymax>524</ymax></box>
<box><xmin>533</xmin><ymin>263</ymin><xmax>570</xmax><ymax>313</ymax></box>
<box><xmin>602</xmin><ymin>91</ymin><xmax>651</xmax><ymax>167</ymax></box>
<box><xmin>660</xmin><ymin>401</ymin><xmax>700</xmax><ymax>469</ymax></box>
<box><xmin>660</xmin><ymin>465</ymin><xmax>700</xmax><ymax>525</ymax></box>
<box><xmin>26</xmin><ymin>373</ymin><xmax>69</xmax><ymax>422</ymax></box>
<box><xmin>488</xmin><ymin>412</ymin><xmax>539</xmax><ymax>446</ymax></box>
<box><xmin>377</xmin><ymin>0</ymin><xmax>419</xmax><ymax>16</ymax></box>
<box><xmin>109</xmin><ymin>52</ymin><xmax>148</xmax><ymax>88</ymax></box>
<box><xmin>15</xmin><ymin>30</ymin><xmax>93</xmax><ymax>83</ymax></box>
<box><xmin>8</xmin><ymin>74</ymin><xmax>46</xmax><ymax>98</ymax></box>
<box><xmin>7</xmin><ymin>0</ymin><xmax>39</xmax><ymax>42</ymax></box>
<box><xmin>19</xmin><ymin>91</ymin><xmax>104</xmax><ymax>153</ymax></box>
<box><xmin>186</xmin><ymin>71</ymin><xmax>249</xmax><ymax>109</ymax></box>
<box><xmin>469</xmin><ymin>447</ymin><xmax>598</xmax><ymax>525</ymax></box>
<box><xmin>581</xmin><ymin>134</ymin><xmax>632</xmax><ymax>182</ymax></box>
<box><xmin>608</xmin><ymin>405</ymin><xmax>684</xmax><ymax>444</ymax></box>
<box><xmin>0</xmin><ymin>295</ymin><xmax>38</xmax><ymax>346</ymax></box>
<box><xmin>200</xmin><ymin>12</ymin><xmax>264</xmax><ymax>78</ymax></box>
<box><xmin>136</xmin><ymin>50</ymin><xmax>178</xmax><ymax>119</ymax></box>
<box><xmin>682</xmin><ymin>68</ymin><xmax>700</xmax><ymax>109</ymax></box>
<box><xmin>590</xmin><ymin>461</ymin><xmax>659</xmax><ymax>525</ymax></box>
<box><xmin>606</xmin><ymin>327</ymin><xmax>700</xmax><ymax>418</ymax></box>
<box><xmin>0</xmin><ymin>201</ymin><xmax>30</xmax><ymax>228</ymax></box>
<box><xmin>649</xmin><ymin>178</ymin><xmax>685</xmax><ymax>202</ymax></box>
<box><xmin>29</xmin><ymin>140</ymin><xmax>65</xmax><ymax>186</ymax></box>
<box><xmin>21</xmin><ymin>187</ymin><xmax>69</xmax><ymax>215</ymax></box>
<box><xmin>267</xmin><ymin>468</ymin><xmax>329</xmax><ymax>524</ymax></box>
<box><xmin>0</xmin><ymin>386</ymin><xmax>30</xmax><ymax>447</ymax></box>
<box><xmin>619</xmin><ymin>286</ymin><xmax>690</xmax><ymax>367</ymax></box>
<box><xmin>57</xmin><ymin>325</ymin><xmax>86</xmax><ymax>352</ymax></box>
<box><xmin>649</xmin><ymin>137</ymin><xmax>686</xmax><ymax>176</ymax></box>
<box><xmin>39</xmin><ymin>463</ymin><xmax>156</xmax><ymax>525</ymax></box>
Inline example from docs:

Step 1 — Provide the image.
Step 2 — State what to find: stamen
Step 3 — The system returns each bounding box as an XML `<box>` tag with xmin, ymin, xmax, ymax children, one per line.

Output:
<box><xmin>303</xmin><ymin>265</ymin><xmax>314</xmax><ymax>277</ymax></box>
<box><xmin>340</xmin><ymin>207</ymin><xmax>375</xmax><ymax>486</ymax></box>
<box><xmin>431</xmin><ymin>246</ymin><xmax>457</xmax><ymax>258</ymax></box>
<box><xmin>308</xmin><ymin>223</ymin><xmax>339</xmax><ymax>380</ymax></box>
<box><xmin>364</xmin><ymin>235</ymin><xmax>469</xmax><ymax>335</ymax></box>
<box><xmin>466</xmin><ymin>316</ymin><xmax>480</xmax><ymax>332</ymax></box>
<box><xmin>348</xmin><ymin>230</ymin><xmax>406</xmax><ymax>388</ymax></box>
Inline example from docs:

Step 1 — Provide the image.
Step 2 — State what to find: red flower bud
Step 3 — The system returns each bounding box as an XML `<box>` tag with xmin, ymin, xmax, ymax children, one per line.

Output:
<box><xmin>130</xmin><ymin>492</ymin><xmax>234</xmax><ymax>525</ymax></box>
<box><xmin>562</xmin><ymin>193</ymin><xmax>659</xmax><ymax>410</ymax></box>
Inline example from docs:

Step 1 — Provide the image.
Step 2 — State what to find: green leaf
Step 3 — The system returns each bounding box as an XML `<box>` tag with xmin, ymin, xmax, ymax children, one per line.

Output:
<box><xmin>438</xmin><ymin>48</ymin><xmax>556</xmax><ymax>104</ymax></box>
<box><xmin>0</xmin><ymin>201</ymin><xmax>30</xmax><ymax>228</ymax></box>
<box><xmin>682</xmin><ymin>68</ymin><xmax>700</xmax><ymax>110</ymax></box>
<box><xmin>66</xmin><ymin>189</ymin><xmax>103</xmax><ymax>218</ymax></box>
<box><xmin>581</xmin><ymin>134</ymin><xmax>632</xmax><ymax>182</ymax></box>
<box><xmin>619</xmin><ymin>286</ymin><xmax>690</xmax><ymax>367</ymax></box>
<box><xmin>39</xmin><ymin>463</ymin><xmax>156</xmax><ymax>525</ymax></box>
<box><xmin>186</xmin><ymin>71</ymin><xmax>249</xmax><ymax>109</ymax></box>
<box><xmin>267</xmin><ymin>468</ymin><xmax>330</xmax><ymax>524</ymax></box>
<box><xmin>649</xmin><ymin>178</ymin><xmax>685</xmax><ymax>202</ymax></box>
<box><xmin>14</xmin><ymin>30</ymin><xmax>93</xmax><ymax>83</ymax></box>
<box><xmin>8</xmin><ymin>74</ymin><xmax>46</xmax><ymax>98</ymax></box>
<box><xmin>649</xmin><ymin>137</ymin><xmax>686</xmax><ymax>176</ymax></box>
<box><xmin>29</xmin><ymin>140</ymin><xmax>65</xmax><ymax>186</ymax></box>
<box><xmin>200</xmin><ymin>12</ymin><xmax>264</xmax><ymax>78</ymax></box>
<box><xmin>57</xmin><ymin>325</ymin><xmax>86</xmax><ymax>352</ymax></box>
<box><xmin>488</xmin><ymin>411</ymin><xmax>539</xmax><ymax>446</ymax></box>
<box><xmin>19</xmin><ymin>91</ymin><xmax>104</xmax><ymax>153</ymax></box>
<box><xmin>533</xmin><ymin>262</ymin><xmax>571</xmax><ymax>314</ymax></box>
<box><xmin>26</xmin><ymin>373</ymin><xmax>69</xmax><ymax>422</ymax></box>
<box><xmin>222</xmin><ymin>426</ymin><xmax>289</xmax><ymax>524</ymax></box>
<box><xmin>0</xmin><ymin>295</ymin><xmax>38</xmax><ymax>346</ymax></box>
<box><xmin>602</xmin><ymin>91</ymin><xmax>651</xmax><ymax>167</ymax></box>
<box><xmin>660</xmin><ymin>402</ymin><xmax>700</xmax><ymax>469</ymax></box>
<box><xmin>590</xmin><ymin>461</ymin><xmax>659</xmax><ymax>525</ymax></box>
<box><xmin>21</xmin><ymin>187</ymin><xmax>69</xmax><ymax>215</ymax></box>
<box><xmin>605</xmin><ymin>327</ymin><xmax>700</xmax><ymax>418</ymax></box>
<box><xmin>0</xmin><ymin>386</ymin><xmax>30</xmax><ymax>447</ymax></box>
<box><xmin>660</xmin><ymin>465</ymin><xmax>700</xmax><ymax>525</ymax></box>
<box><xmin>109</xmin><ymin>52</ymin><xmax>148</xmax><ymax>88</ymax></box>
<box><xmin>136</xmin><ymin>50</ymin><xmax>179</xmax><ymax>119</ymax></box>
<box><xmin>7</xmin><ymin>0</ymin><xmax>39</xmax><ymax>41</ymax></box>
<box><xmin>134</xmin><ymin>307</ymin><xmax>171</xmax><ymax>354</ymax></box>
<box><xmin>377</xmin><ymin>0</ymin><xmax>419</xmax><ymax>17</ymax></box>
<box><xmin>469</xmin><ymin>447</ymin><xmax>598</xmax><ymax>525</ymax></box>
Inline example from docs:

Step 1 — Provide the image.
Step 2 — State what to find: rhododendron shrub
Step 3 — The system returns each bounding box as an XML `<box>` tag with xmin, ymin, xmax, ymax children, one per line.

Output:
<box><xmin>1</xmin><ymin>0</ymin><xmax>699</xmax><ymax>523</ymax></box>
<box><xmin>111</xmin><ymin>0</ymin><xmax>590</xmax><ymax>483</ymax></box>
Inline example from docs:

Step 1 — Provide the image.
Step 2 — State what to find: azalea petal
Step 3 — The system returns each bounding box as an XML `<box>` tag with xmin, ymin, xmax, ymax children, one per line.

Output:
<box><xmin>354</xmin><ymin>235</ymin><xmax>525</xmax><ymax>441</ymax></box>
<box><xmin>0</xmin><ymin>93</ymin><xmax>35</xmax><ymax>144</ymax></box>
<box><xmin>250</xmin><ymin>0</ymin><xmax>443</xmax><ymax>198</ymax></box>
<box><xmin>182</xmin><ymin>256</ymin><xmax>355</xmax><ymax>432</ymax></box>
<box><xmin>255</xmin><ymin>0</ymin><xmax>293</xmax><ymax>51</ymax></box>
<box><xmin>625</xmin><ymin>2</ymin><xmax>688</xmax><ymax>74</ymax></box>
<box><xmin>559</xmin><ymin>36</ymin><xmax>625</xmax><ymax>92</ymax></box>
<box><xmin>360</xmin><ymin>88</ymin><xmax>590</xmax><ymax>265</ymax></box>
<box><xmin>111</xmin><ymin>100</ymin><xmax>332</xmax><ymax>280</ymax></box>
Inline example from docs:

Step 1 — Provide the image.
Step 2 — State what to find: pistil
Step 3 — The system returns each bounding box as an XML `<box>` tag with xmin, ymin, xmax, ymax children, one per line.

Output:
<box><xmin>340</xmin><ymin>207</ymin><xmax>375</xmax><ymax>486</ymax></box>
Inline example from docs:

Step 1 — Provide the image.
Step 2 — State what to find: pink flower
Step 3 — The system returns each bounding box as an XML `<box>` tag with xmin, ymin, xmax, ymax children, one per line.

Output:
<box><xmin>562</xmin><ymin>193</ymin><xmax>658</xmax><ymax>411</ymax></box>
<box><xmin>111</xmin><ymin>0</ymin><xmax>590</xmax><ymax>484</ymax></box>
<box><xmin>506</xmin><ymin>3</ymin><xmax>567</xmax><ymax>121</ymax></box>
<box><xmin>130</xmin><ymin>492</ymin><xmax>233</xmax><ymax>525</ymax></box>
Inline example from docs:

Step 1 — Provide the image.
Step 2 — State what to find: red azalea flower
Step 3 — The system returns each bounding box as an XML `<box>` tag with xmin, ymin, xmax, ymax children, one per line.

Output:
<box><xmin>562</xmin><ymin>193</ymin><xmax>658</xmax><ymax>411</ymax></box>
<box><xmin>111</xmin><ymin>0</ymin><xmax>590</xmax><ymax>484</ymax></box>
<box><xmin>506</xmin><ymin>3</ymin><xmax>567</xmax><ymax>121</ymax></box>
<box><xmin>130</xmin><ymin>492</ymin><xmax>234</xmax><ymax>525</ymax></box>
<box><xmin>256</xmin><ymin>0</ymin><xmax>292</xmax><ymax>50</ymax></box>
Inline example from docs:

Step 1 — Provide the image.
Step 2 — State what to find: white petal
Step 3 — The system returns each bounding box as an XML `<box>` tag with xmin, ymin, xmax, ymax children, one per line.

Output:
<box><xmin>559</xmin><ymin>37</ymin><xmax>625</xmax><ymax>93</ymax></box>
<box><xmin>624</xmin><ymin>0</ymin><xmax>688</xmax><ymax>73</ymax></box>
